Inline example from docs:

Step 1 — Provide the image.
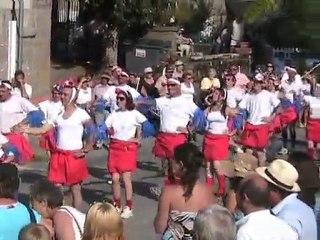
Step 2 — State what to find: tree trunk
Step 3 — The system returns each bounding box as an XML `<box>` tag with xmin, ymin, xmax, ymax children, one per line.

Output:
<box><xmin>105</xmin><ymin>28</ymin><xmax>119</xmax><ymax>66</ymax></box>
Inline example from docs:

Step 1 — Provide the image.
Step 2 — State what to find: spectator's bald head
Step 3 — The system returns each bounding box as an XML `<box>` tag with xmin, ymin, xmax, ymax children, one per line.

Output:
<box><xmin>237</xmin><ymin>173</ymin><xmax>270</xmax><ymax>214</ymax></box>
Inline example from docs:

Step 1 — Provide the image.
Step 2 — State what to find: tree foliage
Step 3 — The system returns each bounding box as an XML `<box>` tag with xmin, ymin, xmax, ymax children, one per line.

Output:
<box><xmin>244</xmin><ymin>0</ymin><xmax>279</xmax><ymax>23</ymax></box>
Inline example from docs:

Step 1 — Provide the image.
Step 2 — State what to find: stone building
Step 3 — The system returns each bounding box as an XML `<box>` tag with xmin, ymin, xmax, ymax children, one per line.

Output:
<box><xmin>0</xmin><ymin>0</ymin><xmax>51</xmax><ymax>98</ymax></box>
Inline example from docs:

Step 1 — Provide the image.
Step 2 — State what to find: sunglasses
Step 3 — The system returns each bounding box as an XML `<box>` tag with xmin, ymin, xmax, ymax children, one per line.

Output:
<box><xmin>167</xmin><ymin>83</ymin><xmax>177</xmax><ymax>87</ymax></box>
<box><xmin>116</xmin><ymin>96</ymin><xmax>126</xmax><ymax>101</ymax></box>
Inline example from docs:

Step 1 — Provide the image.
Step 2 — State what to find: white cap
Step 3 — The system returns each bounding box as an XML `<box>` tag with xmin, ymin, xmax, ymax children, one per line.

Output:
<box><xmin>285</xmin><ymin>66</ymin><xmax>297</xmax><ymax>73</ymax></box>
<box><xmin>144</xmin><ymin>67</ymin><xmax>153</xmax><ymax>73</ymax></box>
<box><xmin>167</xmin><ymin>78</ymin><xmax>181</xmax><ymax>85</ymax></box>
<box><xmin>254</xmin><ymin>73</ymin><xmax>264</xmax><ymax>82</ymax></box>
<box><xmin>175</xmin><ymin>60</ymin><xmax>184</xmax><ymax>66</ymax></box>
<box><xmin>121</xmin><ymin>72</ymin><xmax>129</xmax><ymax>78</ymax></box>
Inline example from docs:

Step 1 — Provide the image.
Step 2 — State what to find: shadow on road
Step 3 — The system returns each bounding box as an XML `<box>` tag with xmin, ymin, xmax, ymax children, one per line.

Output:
<box><xmin>132</xmin><ymin>180</ymin><xmax>159</xmax><ymax>201</ymax></box>
<box><xmin>137</xmin><ymin>161</ymin><xmax>160</xmax><ymax>172</ymax></box>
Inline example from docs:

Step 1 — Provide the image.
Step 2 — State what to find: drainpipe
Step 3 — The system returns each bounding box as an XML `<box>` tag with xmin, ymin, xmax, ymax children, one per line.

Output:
<box><xmin>17</xmin><ymin>0</ymin><xmax>24</xmax><ymax>70</ymax></box>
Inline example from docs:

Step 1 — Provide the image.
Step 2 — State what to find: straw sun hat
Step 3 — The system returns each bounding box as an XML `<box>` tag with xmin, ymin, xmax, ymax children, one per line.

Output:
<box><xmin>256</xmin><ymin>159</ymin><xmax>300</xmax><ymax>192</ymax></box>
<box><xmin>218</xmin><ymin>153</ymin><xmax>258</xmax><ymax>178</ymax></box>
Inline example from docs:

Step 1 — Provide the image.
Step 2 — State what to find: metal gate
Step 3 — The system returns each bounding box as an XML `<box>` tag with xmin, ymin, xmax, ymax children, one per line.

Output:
<box><xmin>51</xmin><ymin>0</ymin><xmax>83</xmax><ymax>62</ymax></box>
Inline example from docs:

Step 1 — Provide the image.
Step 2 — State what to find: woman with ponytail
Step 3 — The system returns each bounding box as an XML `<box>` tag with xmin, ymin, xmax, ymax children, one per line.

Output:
<box><xmin>203</xmin><ymin>88</ymin><xmax>238</xmax><ymax>195</ymax></box>
<box><xmin>17</xmin><ymin>80</ymin><xmax>95</xmax><ymax>209</ymax></box>
<box><xmin>154</xmin><ymin>143</ymin><xmax>216</xmax><ymax>240</ymax></box>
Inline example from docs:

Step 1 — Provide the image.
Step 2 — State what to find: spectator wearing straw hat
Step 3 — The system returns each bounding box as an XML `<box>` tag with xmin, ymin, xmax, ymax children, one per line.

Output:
<box><xmin>224</xmin><ymin>153</ymin><xmax>258</xmax><ymax>220</ymax></box>
<box><xmin>256</xmin><ymin>159</ymin><xmax>317</xmax><ymax>240</ymax></box>
<box><xmin>236</xmin><ymin>174</ymin><xmax>298</xmax><ymax>240</ymax></box>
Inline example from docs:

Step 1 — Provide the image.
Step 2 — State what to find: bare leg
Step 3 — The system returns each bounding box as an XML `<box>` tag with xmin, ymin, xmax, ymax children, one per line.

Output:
<box><xmin>257</xmin><ymin>151</ymin><xmax>266</xmax><ymax>167</ymax></box>
<box><xmin>122</xmin><ymin>172</ymin><xmax>133</xmax><ymax>208</ymax></box>
<box><xmin>112</xmin><ymin>173</ymin><xmax>121</xmax><ymax>207</ymax></box>
<box><xmin>70</xmin><ymin>184</ymin><xmax>82</xmax><ymax>210</ymax></box>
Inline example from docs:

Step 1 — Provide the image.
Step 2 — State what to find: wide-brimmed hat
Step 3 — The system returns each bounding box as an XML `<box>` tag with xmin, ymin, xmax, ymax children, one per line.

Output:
<box><xmin>175</xmin><ymin>60</ymin><xmax>184</xmax><ymax>66</ymax></box>
<box><xmin>256</xmin><ymin>159</ymin><xmax>300</xmax><ymax>192</ymax></box>
<box><xmin>144</xmin><ymin>67</ymin><xmax>153</xmax><ymax>74</ymax></box>
<box><xmin>253</xmin><ymin>73</ymin><xmax>264</xmax><ymax>82</ymax></box>
<box><xmin>234</xmin><ymin>153</ymin><xmax>258</xmax><ymax>178</ymax></box>
<box><xmin>218</xmin><ymin>160</ymin><xmax>235</xmax><ymax>178</ymax></box>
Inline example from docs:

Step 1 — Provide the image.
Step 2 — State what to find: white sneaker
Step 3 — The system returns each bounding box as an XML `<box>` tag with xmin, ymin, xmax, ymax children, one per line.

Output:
<box><xmin>112</xmin><ymin>203</ymin><xmax>122</xmax><ymax>213</ymax></box>
<box><xmin>235</xmin><ymin>147</ymin><xmax>244</xmax><ymax>153</ymax></box>
<box><xmin>121</xmin><ymin>206</ymin><xmax>133</xmax><ymax>219</ymax></box>
<box><xmin>278</xmin><ymin>147</ymin><xmax>288</xmax><ymax>155</ymax></box>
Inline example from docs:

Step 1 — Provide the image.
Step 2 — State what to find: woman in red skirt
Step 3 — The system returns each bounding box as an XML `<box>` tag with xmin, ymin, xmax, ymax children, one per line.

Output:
<box><xmin>38</xmin><ymin>84</ymin><xmax>63</xmax><ymax>157</ymax></box>
<box><xmin>19</xmin><ymin>80</ymin><xmax>94</xmax><ymax>209</ymax></box>
<box><xmin>203</xmin><ymin>88</ymin><xmax>238</xmax><ymax>195</ymax></box>
<box><xmin>305</xmin><ymin>94</ymin><xmax>320</xmax><ymax>159</ymax></box>
<box><xmin>105</xmin><ymin>89</ymin><xmax>147</xmax><ymax>219</ymax></box>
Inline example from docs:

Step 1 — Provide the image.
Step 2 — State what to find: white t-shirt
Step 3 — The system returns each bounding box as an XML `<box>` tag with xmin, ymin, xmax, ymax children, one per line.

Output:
<box><xmin>12</xmin><ymin>83</ymin><xmax>32</xmax><ymax>98</ymax></box>
<box><xmin>76</xmin><ymin>88</ymin><xmax>92</xmax><ymax>105</ymax></box>
<box><xmin>156</xmin><ymin>95</ymin><xmax>198</xmax><ymax>133</ymax></box>
<box><xmin>236</xmin><ymin>210</ymin><xmax>298</xmax><ymax>240</ymax></box>
<box><xmin>57</xmin><ymin>206</ymin><xmax>85</xmax><ymax>240</ymax></box>
<box><xmin>50</xmin><ymin>107</ymin><xmax>91</xmax><ymax>150</ymax></box>
<box><xmin>38</xmin><ymin>100</ymin><xmax>63</xmax><ymax>122</ymax></box>
<box><xmin>0</xmin><ymin>95</ymin><xmax>38</xmax><ymax>133</ymax></box>
<box><xmin>239</xmin><ymin>90</ymin><xmax>280</xmax><ymax>125</ymax></box>
<box><xmin>0</xmin><ymin>133</ymin><xmax>9</xmax><ymax>158</ymax></box>
<box><xmin>280</xmin><ymin>74</ymin><xmax>303</xmax><ymax>102</ymax></box>
<box><xmin>227</xmin><ymin>87</ymin><xmax>244</xmax><ymax>108</ymax></box>
<box><xmin>105</xmin><ymin>110</ymin><xmax>147</xmax><ymax>141</ymax></box>
<box><xmin>93</xmin><ymin>84</ymin><xmax>109</xmax><ymax>100</ymax></box>
<box><xmin>206</xmin><ymin>111</ymin><xmax>228</xmax><ymax>134</ymax></box>
<box><xmin>181</xmin><ymin>82</ymin><xmax>195</xmax><ymax>101</ymax></box>
<box><xmin>231</xmin><ymin>20</ymin><xmax>244</xmax><ymax>46</ymax></box>
<box><xmin>103</xmin><ymin>85</ymin><xmax>141</xmax><ymax>112</ymax></box>
<box><xmin>305</xmin><ymin>96</ymin><xmax>320</xmax><ymax>119</ymax></box>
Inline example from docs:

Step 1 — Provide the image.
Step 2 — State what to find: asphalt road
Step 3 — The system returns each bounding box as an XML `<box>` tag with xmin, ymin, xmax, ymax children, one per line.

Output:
<box><xmin>17</xmin><ymin>128</ymin><xmax>308</xmax><ymax>240</ymax></box>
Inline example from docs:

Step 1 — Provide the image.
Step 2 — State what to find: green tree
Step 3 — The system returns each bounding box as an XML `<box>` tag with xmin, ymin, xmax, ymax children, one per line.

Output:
<box><xmin>243</xmin><ymin>0</ymin><xmax>279</xmax><ymax>23</ymax></box>
<box><xmin>82</xmin><ymin>0</ymin><xmax>170</xmax><ymax>66</ymax></box>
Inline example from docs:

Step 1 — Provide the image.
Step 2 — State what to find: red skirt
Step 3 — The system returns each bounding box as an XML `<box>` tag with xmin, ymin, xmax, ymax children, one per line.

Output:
<box><xmin>307</xmin><ymin>118</ymin><xmax>320</xmax><ymax>143</ymax></box>
<box><xmin>152</xmin><ymin>132</ymin><xmax>187</xmax><ymax>160</ymax></box>
<box><xmin>203</xmin><ymin>133</ymin><xmax>229</xmax><ymax>161</ymax></box>
<box><xmin>4</xmin><ymin>133</ymin><xmax>34</xmax><ymax>163</ymax></box>
<box><xmin>280</xmin><ymin>107</ymin><xmax>297</xmax><ymax>126</ymax></box>
<box><xmin>269</xmin><ymin>115</ymin><xmax>282</xmax><ymax>133</ymax></box>
<box><xmin>39</xmin><ymin>129</ymin><xmax>56</xmax><ymax>151</ymax></box>
<box><xmin>48</xmin><ymin>149</ymin><xmax>88</xmax><ymax>186</ymax></box>
<box><xmin>108</xmin><ymin>140</ymin><xmax>138</xmax><ymax>173</ymax></box>
<box><xmin>240</xmin><ymin>123</ymin><xmax>269</xmax><ymax>149</ymax></box>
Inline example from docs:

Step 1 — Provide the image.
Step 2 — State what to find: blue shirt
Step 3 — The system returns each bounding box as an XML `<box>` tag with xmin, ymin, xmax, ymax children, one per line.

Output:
<box><xmin>272</xmin><ymin>193</ymin><xmax>317</xmax><ymax>240</ymax></box>
<box><xmin>0</xmin><ymin>202</ymin><xmax>41</xmax><ymax>240</ymax></box>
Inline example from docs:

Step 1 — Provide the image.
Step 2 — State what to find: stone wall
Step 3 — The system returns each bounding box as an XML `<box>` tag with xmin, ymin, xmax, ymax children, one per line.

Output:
<box><xmin>0</xmin><ymin>0</ymin><xmax>52</xmax><ymax>99</ymax></box>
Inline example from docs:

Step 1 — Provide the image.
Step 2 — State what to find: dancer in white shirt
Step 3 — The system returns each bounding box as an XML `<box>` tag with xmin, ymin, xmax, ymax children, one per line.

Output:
<box><xmin>38</xmin><ymin>84</ymin><xmax>63</xmax><ymax>157</ymax></box>
<box><xmin>239</xmin><ymin>74</ymin><xmax>280</xmax><ymax>166</ymax></box>
<box><xmin>203</xmin><ymin>88</ymin><xmax>238</xmax><ymax>195</ymax></box>
<box><xmin>279</xmin><ymin>67</ymin><xmax>302</xmax><ymax>154</ymax></box>
<box><xmin>305</xmin><ymin>92</ymin><xmax>320</xmax><ymax>159</ymax></box>
<box><xmin>0</xmin><ymin>80</ymin><xmax>38</xmax><ymax>163</ymax></box>
<box><xmin>0</xmin><ymin>133</ymin><xmax>19</xmax><ymax>164</ymax></box>
<box><xmin>152</xmin><ymin>78</ymin><xmax>198</xmax><ymax>185</ymax></box>
<box><xmin>20</xmin><ymin>81</ymin><xmax>95</xmax><ymax>209</ymax></box>
<box><xmin>103</xmin><ymin>72</ymin><xmax>140</xmax><ymax>113</ymax></box>
<box><xmin>105</xmin><ymin>89</ymin><xmax>147</xmax><ymax>219</ymax></box>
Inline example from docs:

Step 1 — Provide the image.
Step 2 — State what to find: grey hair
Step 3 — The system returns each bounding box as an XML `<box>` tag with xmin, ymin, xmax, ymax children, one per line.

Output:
<box><xmin>193</xmin><ymin>205</ymin><xmax>236</xmax><ymax>240</ymax></box>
